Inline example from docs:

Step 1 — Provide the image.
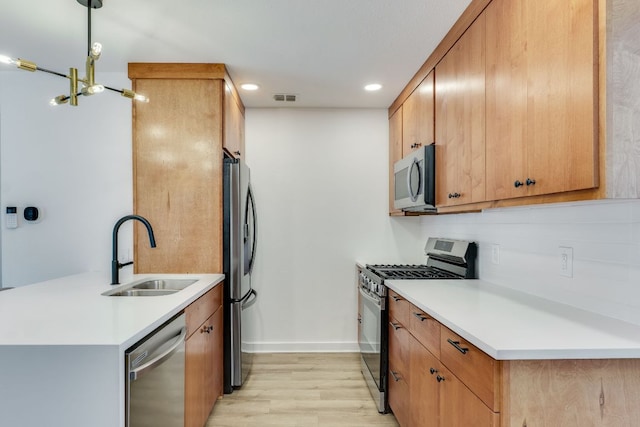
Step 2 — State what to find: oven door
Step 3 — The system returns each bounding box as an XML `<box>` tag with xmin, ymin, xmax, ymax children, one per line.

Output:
<box><xmin>358</xmin><ymin>286</ymin><xmax>387</xmax><ymax>413</ymax></box>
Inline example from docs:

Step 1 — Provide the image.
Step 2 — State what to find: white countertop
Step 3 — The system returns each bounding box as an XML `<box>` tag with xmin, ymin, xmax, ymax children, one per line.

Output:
<box><xmin>385</xmin><ymin>279</ymin><xmax>640</xmax><ymax>360</ymax></box>
<box><xmin>0</xmin><ymin>271</ymin><xmax>224</xmax><ymax>349</ymax></box>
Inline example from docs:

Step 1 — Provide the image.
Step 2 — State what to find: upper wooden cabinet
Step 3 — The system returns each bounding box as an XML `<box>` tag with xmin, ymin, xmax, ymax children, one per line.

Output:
<box><xmin>402</xmin><ymin>71</ymin><xmax>435</xmax><ymax>157</ymax></box>
<box><xmin>485</xmin><ymin>0</ymin><xmax>598</xmax><ymax>201</ymax></box>
<box><xmin>128</xmin><ymin>63</ymin><xmax>244</xmax><ymax>274</ymax></box>
<box><xmin>224</xmin><ymin>82</ymin><xmax>245</xmax><ymax>159</ymax></box>
<box><xmin>435</xmin><ymin>13</ymin><xmax>486</xmax><ymax>208</ymax></box>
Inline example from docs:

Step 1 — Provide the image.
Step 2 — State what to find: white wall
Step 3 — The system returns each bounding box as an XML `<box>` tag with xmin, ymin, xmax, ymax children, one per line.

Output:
<box><xmin>0</xmin><ymin>71</ymin><xmax>134</xmax><ymax>287</ymax></box>
<box><xmin>244</xmin><ymin>108</ymin><xmax>423</xmax><ymax>352</ymax></box>
<box><xmin>418</xmin><ymin>200</ymin><xmax>640</xmax><ymax>326</ymax></box>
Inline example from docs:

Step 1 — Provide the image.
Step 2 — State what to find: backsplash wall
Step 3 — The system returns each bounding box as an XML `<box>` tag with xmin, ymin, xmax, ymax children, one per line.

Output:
<box><xmin>418</xmin><ymin>199</ymin><xmax>640</xmax><ymax>325</ymax></box>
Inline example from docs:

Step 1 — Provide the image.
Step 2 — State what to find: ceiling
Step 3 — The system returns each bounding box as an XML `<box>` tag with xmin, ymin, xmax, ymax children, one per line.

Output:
<box><xmin>0</xmin><ymin>0</ymin><xmax>471</xmax><ymax>108</ymax></box>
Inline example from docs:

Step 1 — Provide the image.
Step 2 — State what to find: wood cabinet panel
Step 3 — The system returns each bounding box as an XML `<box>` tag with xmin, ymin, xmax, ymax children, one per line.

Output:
<box><xmin>410</xmin><ymin>337</ymin><xmax>440</xmax><ymax>427</ymax></box>
<box><xmin>485</xmin><ymin>0</ymin><xmax>598</xmax><ymax>201</ymax></box>
<box><xmin>435</xmin><ymin>13</ymin><xmax>486</xmax><ymax>207</ymax></box>
<box><xmin>402</xmin><ymin>71</ymin><xmax>435</xmax><ymax>157</ymax></box>
<box><xmin>389</xmin><ymin>290</ymin><xmax>411</xmax><ymax>327</ymax></box>
<box><xmin>389</xmin><ymin>108</ymin><xmax>404</xmax><ymax>215</ymax></box>
<box><xmin>485</xmin><ymin>0</ymin><xmax>527</xmax><ymax>201</ymax></box>
<box><xmin>524</xmin><ymin>0</ymin><xmax>598</xmax><ymax>196</ymax></box>
<box><xmin>389</xmin><ymin>317</ymin><xmax>411</xmax><ymax>378</ymax></box>
<box><xmin>440</xmin><ymin>326</ymin><xmax>501</xmax><ymax>412</ymax></box>
<box><xmin>504</xmin><ymin>359</ymin><xmax>640</xmax><ymax>426</ymax></box>
<box><xmin>409</xmin><ymin>305</ymin><xmax>441</xmax><ymax>359</ymax></box>
<box><xmin>438</xmin><ymin>363</ymin><xmax>499</xmax><ymax>427</ymax></box>
<box><xmin>186</xmin><ymin>285</ymin><xmax>222</xmax><ymax>338</ymax></box>
<box><xmin>223</xmin><ymin>82</ymin><xmax>245</xmax><ymax>159</ymax></box>
<box><xmin>185</xmin><ymin>314</ymin><xmax>210</xmax><ymax>427</ymax></box>
<box><xmin>132</xmin><ymin>78</ymin><xmax>223</xmax><ymax>274</ymax></box>
<box><xmin>185</xmin><ymin>285</ymin><xmax>223</xmax><ymax>427</ymax></box>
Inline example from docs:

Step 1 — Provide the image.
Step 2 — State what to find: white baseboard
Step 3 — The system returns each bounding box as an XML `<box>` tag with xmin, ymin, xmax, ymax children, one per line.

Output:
<box><xmin>244</xmin><ymin>341</ymin><xmax>359</xmax><ymax>353</ymax></box>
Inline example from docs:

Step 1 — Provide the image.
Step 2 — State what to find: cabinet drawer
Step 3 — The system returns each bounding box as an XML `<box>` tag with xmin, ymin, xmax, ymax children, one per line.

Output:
<box><xmin>440</xmin><ymin>326</ymin><xmax>501</xmax><ymax>411</ymax></box>
<box><xmin>388</xmin><ymin>361</ymin><xmax>410</xmax><ymax>427</ymax></box>
<box><xmin>409</xmin><ymin>304</ymin><xmax>441</xmax><ymax>359</ymax></box>
<box><xmin>388</xmin><ymin>290</ymin><xmax>410</xmax><ymax>326</ymax></box>
<box><xmin>185</xmin><ymin>284</ymin><xmax>222</xmax><ymax>338</ymax></box>
<box><xmin>389</xmin><ymin>318</ymin><xmax>411</xmax><ymax>376</ymax></box>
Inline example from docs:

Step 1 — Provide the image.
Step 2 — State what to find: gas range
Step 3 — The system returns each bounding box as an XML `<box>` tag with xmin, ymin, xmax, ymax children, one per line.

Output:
<box><xmin>359</xmin><ymin>238</ymin><xmax>477</xmax><ymax>297</ymax></box>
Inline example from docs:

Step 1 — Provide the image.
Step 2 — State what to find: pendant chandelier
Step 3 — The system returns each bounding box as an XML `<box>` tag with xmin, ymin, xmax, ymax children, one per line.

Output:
<box><xmin>0</xmin><ymin>0</ymin><xmax>148</xmax><ymax>106</ymax></box>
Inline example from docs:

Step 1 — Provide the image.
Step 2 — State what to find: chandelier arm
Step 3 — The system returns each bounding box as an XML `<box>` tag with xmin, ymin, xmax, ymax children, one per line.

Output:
<box><xmin>87</xmin><ymin>0</ymin><xmax>92</xmax><ymax>56</ymax></box>
<box><xmin>35</xmin><ymin>66</ymin><xmax>72</xmax><ymax>79</ymax></box>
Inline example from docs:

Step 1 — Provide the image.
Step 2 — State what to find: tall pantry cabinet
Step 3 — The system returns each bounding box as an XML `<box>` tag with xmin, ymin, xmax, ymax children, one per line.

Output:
<box><xmin>128</xmin><ymin>63</ymin><xmax>245</xmax><ymax>274</ymax></box>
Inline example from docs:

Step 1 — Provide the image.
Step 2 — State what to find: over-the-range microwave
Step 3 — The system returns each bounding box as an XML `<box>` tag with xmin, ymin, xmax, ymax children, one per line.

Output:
<box><xmin>393</xmin><ymin>144</ymin><xmax>436</xmax><ymax>213</ymax></box>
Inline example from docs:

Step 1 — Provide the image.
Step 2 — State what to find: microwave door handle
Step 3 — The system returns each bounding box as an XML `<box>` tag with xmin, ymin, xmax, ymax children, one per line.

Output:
<box><xmin>407</xmin><ymin>158</ymin><xmax>421</xmax><ymax>202</ymax></box>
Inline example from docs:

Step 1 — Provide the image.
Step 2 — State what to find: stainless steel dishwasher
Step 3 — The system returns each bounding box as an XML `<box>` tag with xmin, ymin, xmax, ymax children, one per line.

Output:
<box><xmin>125</xmin><ymin>313</ymin><xmax>186</xmax><ymax>427</ymax></box>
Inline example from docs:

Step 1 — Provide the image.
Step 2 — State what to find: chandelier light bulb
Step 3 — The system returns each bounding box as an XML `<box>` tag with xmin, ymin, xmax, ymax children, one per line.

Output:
<box><xmin>90</xmin><ymin>42</ymin><xmax>102</xmax><ymax>60</ymax></box>
<box><xmin>50</xmin><ymin>95</ymin><xmax>69</xmax><ymax>106</ymax></box>
<box><xmin>0</xmin><ymin>54</ymin><xmax>17</xmax><ymax>65</ymax></box>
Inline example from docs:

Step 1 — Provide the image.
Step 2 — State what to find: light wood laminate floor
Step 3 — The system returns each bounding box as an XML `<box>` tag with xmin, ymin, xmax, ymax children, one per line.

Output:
<box><xmin>206</xmin><ymin>353</ymin><xmax>399</xmax><ymax>426</ymax></box>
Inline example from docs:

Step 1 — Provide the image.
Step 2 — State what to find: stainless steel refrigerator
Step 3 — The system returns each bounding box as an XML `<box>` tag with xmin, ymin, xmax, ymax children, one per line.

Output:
<box><xmin>223</xmin><ymin>156</ymin><xmax>258</xmax><ymax>392</ymax></box>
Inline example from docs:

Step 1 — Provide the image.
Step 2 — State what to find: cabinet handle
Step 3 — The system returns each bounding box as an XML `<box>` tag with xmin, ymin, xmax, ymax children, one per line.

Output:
<box><xmin>526</xmin><ymin>178</ymin><xmax>536</xmax><ymax>186</ymax></box>
<box><xmin>429</xmin><ymin>367</ymin><xmax>438</xmax><ymax>375</ymax></box>
<box><xmin>390</xmin><ymin>370</ymin><xmax>401</xmax><ymax>382</ymax></box>
<box><xmin>447</xmin><ymin>338</ymin><xmax>469</xmax><ymax>355</ymax></box>
<box><xmin>412</xmin><ymin>312</ymin><xmax>430</xmax><ymax>322</ymax></box>
<box><xmin>391</xmin><ymin>295</ymin><xmax>403</xmax><ymax>302</ymax></box>
<box><xmin>389</xmin><ymin>322</ymin><xmax>403</xmax><ymax>331</ymax></box>
<box><xmin>514</xmin><ymin>180</ymin><xmax>524</xmax><ymax>188</ymax></box>
<box><xmin>436</xmin><ymin>374</ymin><xmax>445</xmax><ymax>383</ymax></box>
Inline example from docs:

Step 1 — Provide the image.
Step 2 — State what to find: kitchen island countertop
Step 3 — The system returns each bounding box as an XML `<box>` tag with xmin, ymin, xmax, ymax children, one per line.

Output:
<box><xmin>0</xmin><ymin>271</ymin><xmax>224</xmax><ymax>427</ymax></box>
<box><xmin>386</xmin><ymin>279</ymin><xmax>640</xmax><ymax>360</ymax></box>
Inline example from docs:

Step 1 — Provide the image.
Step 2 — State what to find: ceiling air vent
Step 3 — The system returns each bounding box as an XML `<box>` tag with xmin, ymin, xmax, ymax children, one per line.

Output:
<box><xmin>273</xmin><ymin>94</ymin><xmax>297</xmax><ymax>102</ymax></box>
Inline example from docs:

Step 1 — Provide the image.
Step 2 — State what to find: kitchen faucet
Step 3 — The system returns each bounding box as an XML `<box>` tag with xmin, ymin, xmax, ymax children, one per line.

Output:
<box><xmin>111</xmin><ymin>214</ymin><xmax>156</xmax><ymax>285</ymax></box>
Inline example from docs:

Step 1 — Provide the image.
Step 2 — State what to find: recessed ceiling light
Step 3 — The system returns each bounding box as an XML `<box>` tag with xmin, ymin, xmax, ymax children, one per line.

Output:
<box><xmin>241</xmin><ymin>83</ymin><xmax>260</xmax><ymax>91</ymax></box>
<box><xmin>364</xmin><ymin>83</ymin><xmax>382</xmax><ymax>91</ymax></box>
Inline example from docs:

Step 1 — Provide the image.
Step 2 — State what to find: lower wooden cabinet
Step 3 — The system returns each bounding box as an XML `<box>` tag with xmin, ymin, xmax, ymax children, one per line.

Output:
<box><xmin>389</xmin><ymin>298</ymin><xmax>499</xmax><ymax>427</ymax></box>
<box><xmin>185</xmin><ymin>285</ymin><xmax>223</xmax><ymax>427</ymax></box>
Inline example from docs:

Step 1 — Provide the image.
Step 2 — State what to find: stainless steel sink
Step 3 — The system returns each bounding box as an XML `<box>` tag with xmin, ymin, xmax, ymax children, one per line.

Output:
<box><xmin>102</xmin><ymin>278</ymin><xmax>199</xmax><ymax>297</ymax></box>
<box><xmin>108</xmin><ymin>289</ymin><xmax>179</xmax><ymax>297</ymax></box>
<box><xmin>131</xmin><ymin>279</ymin><xmax>197</xmax><ymax>291</ymax></box>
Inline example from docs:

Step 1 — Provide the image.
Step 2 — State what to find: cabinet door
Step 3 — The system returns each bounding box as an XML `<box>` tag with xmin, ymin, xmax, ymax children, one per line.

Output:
<box><xmin>435</xmin><ymin>14</ymin><xmax>486</xmax><ymax>207</ymax></box>
<box><xmin>438</xmin><ymin>364</ymin><xmax>498</xmax><ymax>427</ymax></box>
<box><xmin>402</xmin><ymin>71</ymin><xmax>435</xmax><ymax>157</ymax></box>
<box><xmin>410</xmin><ymin>337</ymin><xmax>439</xmax><ymax>427</ymax></box>
<box><xmin>486</xmin><ymin>0</ymin><xmax>597</xmax><ymax>200</ymax></box>
<box><xmin>389</xmin><ymin>107</ymin><xmax>404</xmax><ymax>215</ymax></box>
<box><xmin>485</xmin><ymin>0</ymin><xmax>528</xmax><ymax>200</ymax></box>
<box><xmin>133</xmin><ymin>78</ymin><xmax>224</xmax><ymax>274</ymax></box>
<box><xmin>524</xmin><ymin>0</ymin><xmax>597</xmax><ymax>196</ymax></box>
<box><xmin>224</xmin><ymin>82</ymin><xmax>245</xmax><ymax>159</ymax></box>
<box><xmin>185</xmin><ymin>319</ymin><xmax>210</xmax><ymax>427</ymax></box>
<box><xmin>388</xmin><ymin>318</ymin><xmax>411</xmax><ymax>426</ymax></box>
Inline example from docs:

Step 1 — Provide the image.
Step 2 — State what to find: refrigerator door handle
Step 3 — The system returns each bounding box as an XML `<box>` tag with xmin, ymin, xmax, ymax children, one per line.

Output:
<box><xmin>241</xmin><ymin>289</ymin><xmax>258</xmax><ymax>309</ymax></box>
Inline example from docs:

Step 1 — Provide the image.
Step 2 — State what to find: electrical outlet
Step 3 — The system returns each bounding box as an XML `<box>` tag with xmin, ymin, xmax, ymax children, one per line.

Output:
<box><xmin>559</xmin><ymin>246</ymin><xmax>573</xmax><ymax>277</ymax></box>
<box><xmin>491</xmin><ymin>244</ymin><xmax>500</xmax><ymax>265</ymax></box>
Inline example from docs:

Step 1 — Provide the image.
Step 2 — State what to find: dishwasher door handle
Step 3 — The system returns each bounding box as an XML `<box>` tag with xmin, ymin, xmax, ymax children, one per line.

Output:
<box><xmin>130</xmin><ymin>327</ymin><xmax>187</xmax><ymax>381</ymax></box>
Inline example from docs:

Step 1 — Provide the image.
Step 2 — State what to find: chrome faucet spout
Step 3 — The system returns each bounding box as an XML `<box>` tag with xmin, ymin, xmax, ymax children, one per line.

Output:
<box><xmin>111</xmin><ymin>214</ymin><xmax>156</xmax><ymax>285</ymax></box>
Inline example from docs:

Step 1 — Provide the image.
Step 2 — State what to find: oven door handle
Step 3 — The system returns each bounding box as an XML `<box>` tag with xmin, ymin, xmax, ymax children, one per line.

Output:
<box><xmin>359</xmin><ymin>286</ymin><xmax>384</xmax><ymax>310</ymax></box>
<box><xmin>129</xmin><ymin>327</ymin><xmax>187</xmax><ymax>381</ymax></box>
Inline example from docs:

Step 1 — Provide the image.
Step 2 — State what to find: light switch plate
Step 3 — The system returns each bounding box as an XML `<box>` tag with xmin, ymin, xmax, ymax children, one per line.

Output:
<box><xmin>559</xmin><ymin>246</ymin><xmax>573</xmax><ymax>277</ymax></box>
